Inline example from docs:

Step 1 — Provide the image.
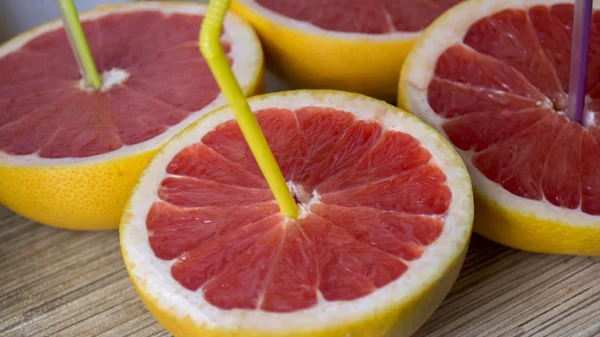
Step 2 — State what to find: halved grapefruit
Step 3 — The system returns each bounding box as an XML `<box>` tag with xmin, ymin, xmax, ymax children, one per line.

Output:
<box><xmin>0</xmin><ymin>2</ymin><xmax>263</xmax><ymax>230</ymax></box>
<box><xmin>231</xmin><ymin>0</ymin><xmax>464</xmax><ymax>101</ymax></box>
<box><xmin>120</xmin><ymin>90</ymin><xmax>473</xmax><ymax>337</ymax></box>
<box><xmin>399</xmin><ymin>0</ymin><xmax>600</xmax><ymax>255</ymax></box>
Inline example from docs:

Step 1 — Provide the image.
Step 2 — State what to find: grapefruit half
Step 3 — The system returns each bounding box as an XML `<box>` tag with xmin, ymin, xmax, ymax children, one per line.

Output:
<box><xmin>399</xmin><ymin>0</ymin><xmax>600</xmax><ymax>255</ymax></box>
<box><xmin>120</xmin><ymin>90</ymin><xmax>473</xmax><ymax>337</ymax></box>
<box><xmin>231</xmin><ymin>0</ymin><xmax>464</xmax><ymax>101</ymax></box>
<box><xmin>0</xmin><ymin>2</ymin><xmax>263</xmax><ymax>230</ymax></box>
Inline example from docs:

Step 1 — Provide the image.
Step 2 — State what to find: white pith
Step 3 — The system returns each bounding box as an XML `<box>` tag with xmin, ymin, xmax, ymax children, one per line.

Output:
<box><xmin>400</xmin><ymin>0</ymin><xmax>600</xmax><ymax>228</ymax></box>
<box><xmin>287</xmin><ymin>181</ymin><xmax>317</xmax><ymax>219</ymax></box>
<box><xmin>121</xmin><ymin>91</ymin><xmax>473</xmax><ymax>333</ymax></box>
<box><xmin>235</xmin><ymin>0</ymin><xmax>421</xmax><ymax>41</ymax></box>
<box><xmin>0</xmin><ymin>2</ymin><xmax>262</xmax><ymax>167</ymax></box>
<box><xmin>77</xmin><ymin>68</ymin><xmax>131</xmax><ymax>91</ymax></box>
<box><xmin>102</xmin><ymin>68</ymin><xmax>130</xmax><ymax>91</ymax></box>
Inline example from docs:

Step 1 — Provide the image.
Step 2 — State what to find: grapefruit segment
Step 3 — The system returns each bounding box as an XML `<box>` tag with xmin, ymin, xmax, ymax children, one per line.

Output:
<box><xmin>0</xmin><ymin>49</ymin><xmax>79</xmax><ymax>85</ymax></box>
<box><xmin>431</xmin><ymin>0</ymin><xmax>465</xmax><ymax>11</ymax></box>
<box><xmin>382</xmin><ymin>0</ymin><xmax>444</xmax><ymax>33</ymax></box>
<box><xmin>119</xmin><ymin>13</ymin><xmax>205</xmax><ymax>66</ymax></box>
<box><xmin>528</xmin><ymin>5</ymin><xmax>573</xmax><ymax>91</ymax></box>
<box><xmin>121</xmin><ymin>91</ymin><xmax>473</xmax><ymax>337</ymax></box>
<box><xmin>170</xmin><ymin>214</ymin><xmax>283</xmax><ymax>292</ymax></box>
<box><xmin>540</xmin><ymin>122</ymin><xmax>584</xmax><ymax>209</ymax></box>
<box><xmin>125</xmin><ymin>58</ymin><xmax>222</xmax><ymax>111</ymax></box>
<box><xmin>293</xmin><ymin>107</ymin><xmax>355</xmax><ymax>185</ymax></box>
<box><xmin>201</xmin><ymin>109</ymin><xmax>304</xmax><ymax>180</ymax></box>
<box><xmin>252</xmin><ymin>0</ymin><xmax>312</xmax><ymax>22</ymax></box>
<box><xmin>94</xmin><ymin>10</ymin><xmax>165</xmax><ymax>69</ymax></box>
<box><xmin>300</xmin><ymin>214</ymin><xmax>408</xmax><ymax>301</ymax></box>
<box><xmin>309</xmin><ymin>0</ymin><xmax>390</xmax><ymax>34</ymax></box>
<box><xmin>254</xmin><ymin>108</ymin><xmax>302</xmax><ymax>180</ymax></box>
<box><xmin>202</xmin><ymin>119</ymin><xmax>261</xmax><ymax>177</ymax></box>
<box><xmin>312</xmin><ymin>204</ymin><xmax>443</xmax><ymax>247</ymax></box>
<box><xmin>590</xmin><ymin>82</ymin><xmax>600</xmax><ymax>99</ymax></box>
<box><xmin>106</xmin><ymin>86</ymin><xmax>188</xmax><ymax>145</ymax></box>
<box><xmin>202</xmin><ymin>220</ymin><xmax>284</xmax><ymax>310</ymax></box>
<box><xmin>0</xmin><ymin>79</ymin><xmax>72</xmax><ymax>99</ymax></box>
<box><xmin>433</xmin><ymin>45</ymin><xmax>546</xmax><ymax>101</ymax></box>
<box><xmin>167</xmin><ymin>143</ymin><xmax>268</xmax><ymax>189</ymax></box>
<box><xmin>317</xmin><ymin>131</ymin><xmax>431</xmax><ymax>193</ymax></box>
<box><xmin>581</xmin><ymin>132</ymin><xmax>600</xmax><ymax>214</ymax></box>
<box><xmin>158</xmin><ymin>177</ymin><xmax>274</xmax><ymax>208</ymax></box>
<box><xmin>311</xmin><ymin>204</ymin><xmax>443</xmax><ymax>261</ymax></box>
<box><xmin>428</xmin><ymin>78</ymin><xmax>540</xmax><ymax>119</ymax></box>
<box><xmin>259</xmin><ymin>222</ymin><xmax>318</xmax><ymax>312</ymax></box>
<box><xmin>148</xmin><ymin>202</ymin><xmax>278</xmax><ymax>260</ymax></box>
<box><xmin>302</xmin><ymin>120</ymin><xmax>383</xmax><ymax>190</ymax></box>
<box><xmin>590</xmin><ymin>100</ymin><xmax>600</xmax><ymax>116</ymax></box>
<box><xmin>472</xmin><ymin>115</ymin><xmax>567</xmax><ymax>201</ymax></box>
<box><xmin>463</xmin><ymin>9</ymin><xmax>565</xmax><ymax>108</ymax></box>
<box><xmin>0</xmin><ymin>3</ymin><xmax>263</xmax><ymax>229</ymax></box>
<box><xmin>399</xmin><ymin>0</ymin><xmax>600</xmax><ymax>255</ymax></box>
<box><xmin>129</xmin><ymin>41</ymin><xmax>230</xmax><ymax>71</ymax></box>
<box><xmin>541</xmin><ymin>4</ymin><xmax>600</xmax><ymax>92</ymax></box>
<box><xmin>0</xmin><ymin>86</ymin><xmax>70</xmax><ymax>127</ymax></box>
<box><xmin>442</xmin><ymin>108</ymin><xmax>550</xmax><ymax>152</ymax></box>
<box><xmin>587</xmin><ymin>11</ymin><xmax>600</xmax><ymax>92</ymax></box>
<box><xmin>37</xmin><ymin>93</ymin><xmax>122</xmax><ymax>159</ymax></box>
<box><xmin>320</xmin><ymin>164</ymin><xmax>450</xmax><ymax>215</ymax></box>
<box><xmin>0</xmin><ymin>107</ymin><xmax>63</xmax><ymax>156</ymax></box>
<box><xmin>23</xmin><ymin>19</ymin><xmax>103</xmax><ymax>66</ymax></box>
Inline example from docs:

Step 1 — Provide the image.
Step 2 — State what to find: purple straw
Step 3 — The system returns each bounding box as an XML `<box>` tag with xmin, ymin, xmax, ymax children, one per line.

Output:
<box><xmin>567</xmin><ymin>0</ymin><xmax>593</xmax><ymax>125</ymax></box>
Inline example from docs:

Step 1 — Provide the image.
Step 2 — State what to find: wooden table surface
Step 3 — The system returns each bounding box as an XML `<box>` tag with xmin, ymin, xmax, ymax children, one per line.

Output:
<box><xmin>1</xmin><ymin>203</ymin><xmax>599</xmax><ymax>337</ymax></box>
<box><xmin>1</xmin><ymin>13</ymin><xmax>599</xmax><ymax>330</ymax></box>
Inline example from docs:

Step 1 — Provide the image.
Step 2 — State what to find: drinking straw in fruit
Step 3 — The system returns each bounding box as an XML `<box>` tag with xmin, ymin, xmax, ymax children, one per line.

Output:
<box><xmin>200</xmin><ymin>0</ymin><xmax>298</xmax><ymax>219</ymax></box>
<box><xmin>567</xmin><ymin>0</ymin><xmax>593</xmax><ymax>125</ymax></box>
<box><xmin>54</xmin><ymin>0</ymin><xmax>102</xmax><ymax>89</ymax></box>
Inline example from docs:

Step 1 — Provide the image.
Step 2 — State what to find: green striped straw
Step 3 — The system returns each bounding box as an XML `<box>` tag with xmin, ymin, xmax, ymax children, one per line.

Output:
<box><xmin>54</xmin><ymin>0</ymin><xmax>102</xmax><ymax>90</ymax></box>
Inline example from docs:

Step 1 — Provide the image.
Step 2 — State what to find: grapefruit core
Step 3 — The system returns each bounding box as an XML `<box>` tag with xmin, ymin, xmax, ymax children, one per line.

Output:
<box><xmin>0</xmin><ymin>2</ymin><xmax>264</xmax><ymax>230</ymax></box>
<box><xmin>399</xmin><ymin>0</ymin><xmax>600</xmax><ymax>255</ymax></box>
<box><xmin>120</xmin><ymin>90</ymin><xmax>473</xmax><ymax>337</ymax></box>
<box><xmin>231</xmin><ymin>0</ymin><xmax>464</xmax><ymax>101</ymax></box>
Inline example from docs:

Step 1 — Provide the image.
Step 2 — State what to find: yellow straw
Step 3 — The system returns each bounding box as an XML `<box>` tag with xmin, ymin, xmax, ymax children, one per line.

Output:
<box><xmin>55</xmin><ymin>0</ymin><xmax>102</xmax><ymax>90</ymax></box>
<box><xmin>200</xmin><ymin>0</ymin><xmax>298</xmax><ymax>219</ymax></box>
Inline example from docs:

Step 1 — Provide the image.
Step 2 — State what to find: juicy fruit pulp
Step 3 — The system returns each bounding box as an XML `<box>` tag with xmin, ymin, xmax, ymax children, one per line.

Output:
<box><xmin>428</xmin><ymin>4</ymin><xmax>600</xmax><ymax>215</ymax></box>
<box><xmin>148</xmin><ymin>107</ymin><xmax>450</xmax><ymax>313</ymax></box>
<box><xmin>256</xmin><ymin>0</ymin><xmax>464</xmax><ymax>33</ymax></box>
<box><xmin>0</xmin><ymin>10</ymin><xmax>229</xmax><ymax>158</ymax></box>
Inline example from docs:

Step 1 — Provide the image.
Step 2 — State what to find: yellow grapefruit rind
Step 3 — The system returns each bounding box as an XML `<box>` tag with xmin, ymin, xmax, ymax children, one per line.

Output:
<box><xmin>124</xmin><ymin>242</ymin><xmax>467</xmax><ymax>337</ymax></box>
<box><xmin>0</xmin><ymin>2</ymin><xmax>264</xmax><ymax>230</ymax></box>
<box><xmin>120</xmin><ymin>90</ymin><xmax>474</xmax><ymax>337</ymax></box>
<box><xmin>230</xmin><ymin>0</ymin><xmax>418</xmax><ymax>101</ymax></box>
<box><xmin>398</xmin><ymin>0</ymin><xmax>600</xmax><ymax>256</ymax></box>
<box><xmin>472</xmin><ymin>191</ymin><xmax>600</xmax><ymax>255</ymax></box>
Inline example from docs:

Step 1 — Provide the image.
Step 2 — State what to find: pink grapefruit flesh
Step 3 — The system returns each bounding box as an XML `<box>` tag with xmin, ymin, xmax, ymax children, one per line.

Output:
<box><xmin>427</xmin><ymin>4</ymin><xmax>600</xmax><ymax>215</ymax></box>
<box><xmin>253</xmin><ymin>0</ymin><xmax>465</xmax><ymax>33</ymax></box>
<box><xmin>0</xmin><ymin>10</ymin><xmax>230</xmax><ymax>159</ymax></box>
<box><xmin>147</xmin><ymin>107</ymin><xmax>450</xmax><ymax>313</ymax></box>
